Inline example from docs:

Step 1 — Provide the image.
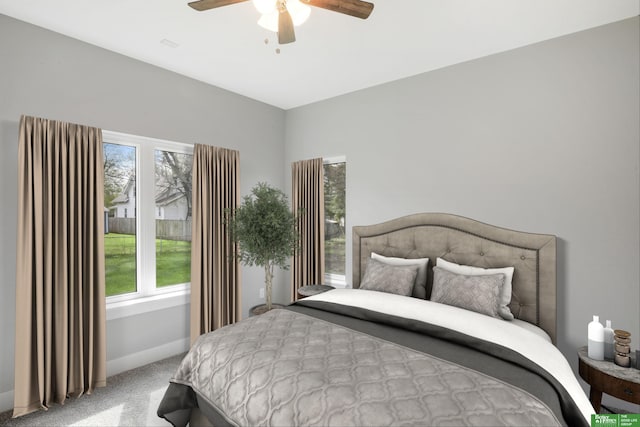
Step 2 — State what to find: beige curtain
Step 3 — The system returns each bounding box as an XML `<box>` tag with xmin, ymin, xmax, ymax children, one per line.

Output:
<box><xmin>190</xmin><ymin>144</ymin><xmax>241</xmax><ymax>345</ymax></box>
<box><xmin>291</xmin><ymin>158</ymin><xmax>325</xmax><ymax>301</ymax></box>
<box><xmin>13</xmin><ymin>115</ymin><xmax>106</xmax><ymax>418</ymax></box>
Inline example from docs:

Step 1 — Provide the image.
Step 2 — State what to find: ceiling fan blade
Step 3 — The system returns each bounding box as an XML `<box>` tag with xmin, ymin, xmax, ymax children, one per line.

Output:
<box><xmin>301</xmin><ymin>0</ymin><xmax>374</xmax><ymax>19</ymax></box>
<box><xmin>278</xmin><ymin>6</ymin><xmax>296</xmax><ymax>44</ymax></box>
<box><xmin>188</xmin><ymin>0</ymin><xmax>249</xmax><ymax>12</ymax></box>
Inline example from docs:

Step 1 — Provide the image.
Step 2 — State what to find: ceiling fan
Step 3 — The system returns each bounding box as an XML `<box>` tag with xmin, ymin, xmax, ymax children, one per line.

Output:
<box><xmin>188</xmin><ymin>0</ymin><xmax>374</xmax><ymax>44</ymax></box>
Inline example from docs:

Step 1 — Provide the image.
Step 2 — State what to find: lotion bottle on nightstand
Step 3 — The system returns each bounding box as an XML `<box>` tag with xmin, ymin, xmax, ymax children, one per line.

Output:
<box><xmin>588</xmin><ymin>315</ymin><xmax>604</xmax><ymax>360</ymax></box>
<box><xmin>603</xmin><ymin>320</ymin><xmax>615</xmax><ymax>360</ymax></box>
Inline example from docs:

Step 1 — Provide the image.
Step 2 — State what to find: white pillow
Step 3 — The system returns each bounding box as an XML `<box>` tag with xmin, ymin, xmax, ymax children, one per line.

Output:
<box><xmin>371</xmin><ymin>252</ymin><xmax>429</xmax><ymax>298</ymax></box>
<box><xmin>436</xmin><ymin>257</ymin><xmax>514</xmax><ymax>320</ymax></box>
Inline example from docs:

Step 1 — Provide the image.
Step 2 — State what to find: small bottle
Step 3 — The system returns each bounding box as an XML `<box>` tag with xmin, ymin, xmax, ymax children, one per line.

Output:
<box><xmin>588</xmin><ymin>315</ymin><xmax>605</xmax><ymax>360</ymax></box>
<box><xmin>603</xmin><ymin>320</ymin><xmax>615</xmax><ymax>360</ymax></box>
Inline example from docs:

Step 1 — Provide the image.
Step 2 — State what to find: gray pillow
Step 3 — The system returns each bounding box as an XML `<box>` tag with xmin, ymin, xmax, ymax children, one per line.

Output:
<box><xmin>360</xmin><ymin>258</ymin><xmax>419</xmax><ymax>296</ymax></box>
<box><xmin>431</xmin><ymin>267</ymin><xmax>505</xmax><ymax>319</ymax></box>
<box><xmin>436</xmin><ymin>257</ymin><xmax>515</xmax><ymax>320</ymax></box>
<box><xmin>371</xmin><ymin>252</ymin><xmax>429</xmax><ymax>299</ymax></box>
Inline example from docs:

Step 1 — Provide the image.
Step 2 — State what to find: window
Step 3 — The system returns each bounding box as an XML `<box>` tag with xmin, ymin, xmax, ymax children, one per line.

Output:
<box><xmin>324</xmin><ymin>157</ymin><xmax>346</xmax><ymax>286</ymax></box>
<box><xmin>103</xmin><ymin>131</ymin><xmax>193</xmax><ymax>301</ymax></box>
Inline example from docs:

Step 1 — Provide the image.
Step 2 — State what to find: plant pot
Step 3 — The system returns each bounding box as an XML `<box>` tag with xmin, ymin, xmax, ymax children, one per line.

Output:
<box><xmin>249</xmin><ymin>303</ymin><xmax>286</xmax><ymax>316</ymax></box>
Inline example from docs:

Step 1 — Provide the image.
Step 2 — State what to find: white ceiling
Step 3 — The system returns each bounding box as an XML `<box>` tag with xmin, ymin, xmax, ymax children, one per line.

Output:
<box><xmin>1</xmin><ymin>0</ymin><xmax>638</xmax><ymax>109</ymax></box>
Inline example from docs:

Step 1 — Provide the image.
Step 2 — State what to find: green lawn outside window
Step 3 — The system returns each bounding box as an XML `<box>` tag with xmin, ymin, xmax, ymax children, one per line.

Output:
<box><xmin>104</xmin><ymin>233</ymin><xmax>191</xmax><ymax>297</ymax></box>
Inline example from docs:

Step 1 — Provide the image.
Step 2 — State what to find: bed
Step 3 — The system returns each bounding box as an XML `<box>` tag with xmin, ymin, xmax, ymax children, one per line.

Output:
<box><xmin>157</xmin><ymin>213</ymin><xmax>594</xmax><ymax>427</ymax></box>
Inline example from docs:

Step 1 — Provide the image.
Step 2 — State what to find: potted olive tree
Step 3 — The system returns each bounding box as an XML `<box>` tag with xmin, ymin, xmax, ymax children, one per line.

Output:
<box><xmin>226</xmin><ymin>182</ymin><xmax>300</xmax><ymax>315</ymax></box>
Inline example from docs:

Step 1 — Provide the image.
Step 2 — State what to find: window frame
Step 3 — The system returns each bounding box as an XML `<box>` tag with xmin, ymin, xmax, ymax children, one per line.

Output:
<box><xmin>103</xmin><ymin>130</ymin><xmax>193</xmax><ymax>307</ymax></box>
<box><xmin>323</xmin><ymin>155</ymin><xmax>347</xmax><ymax>288</ymax></box>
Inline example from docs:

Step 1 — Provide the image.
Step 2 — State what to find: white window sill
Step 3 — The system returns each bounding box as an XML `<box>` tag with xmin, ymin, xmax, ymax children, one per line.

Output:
<box><xmin>106</xmin><ymin>289</ymin><xmax>190</xmax><ymax>321</ymax></box>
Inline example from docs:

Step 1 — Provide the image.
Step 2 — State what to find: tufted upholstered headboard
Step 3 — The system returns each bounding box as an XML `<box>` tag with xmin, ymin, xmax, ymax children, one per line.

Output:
<box><xmin>352</xmin><ymin>213</ymin><xmax>558</xmax><ymax>344</ymax></box>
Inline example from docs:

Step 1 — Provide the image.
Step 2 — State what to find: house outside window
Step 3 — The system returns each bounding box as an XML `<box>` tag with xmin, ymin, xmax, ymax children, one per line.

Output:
<box><xmin>324</xmin><ymin>157</ymin><xmax>346</xmax><ymax>286</ymax></box>
<box><xmin>103</xmin><ymin>131</ymin><xmax>193</xmax><ymax>302</ymax></box>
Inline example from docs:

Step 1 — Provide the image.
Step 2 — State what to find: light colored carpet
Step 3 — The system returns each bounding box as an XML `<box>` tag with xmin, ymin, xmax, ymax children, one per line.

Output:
<box><xmin>1</xmin><ymin>353</ymin><xmax>185</xmax><ymax>427</ymax></box>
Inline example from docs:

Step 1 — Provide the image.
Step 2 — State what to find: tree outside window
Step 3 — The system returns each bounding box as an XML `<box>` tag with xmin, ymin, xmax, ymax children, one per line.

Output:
<box><xmin>324</xmin><ymin>160</ymin><xmax>346</xmax><ymax>280</ymax></box>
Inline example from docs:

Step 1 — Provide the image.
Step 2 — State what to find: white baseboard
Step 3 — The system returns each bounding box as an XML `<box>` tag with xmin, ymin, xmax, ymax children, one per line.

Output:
<box><xmin>106</xmin><ymin>337</ymin><xmax>189</xmax><ymax>377</ymax></box>
<box><xmin>0</xmin><ymin>389</ymin><xmax>14</xmax><ymax>413</ymax></box>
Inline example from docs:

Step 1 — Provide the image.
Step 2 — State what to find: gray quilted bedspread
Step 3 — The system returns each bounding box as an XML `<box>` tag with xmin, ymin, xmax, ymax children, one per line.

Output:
<box><xmin>171</xmin><ymin>309</ymin><xmax>561</xmax><ymax>426</ymax></box>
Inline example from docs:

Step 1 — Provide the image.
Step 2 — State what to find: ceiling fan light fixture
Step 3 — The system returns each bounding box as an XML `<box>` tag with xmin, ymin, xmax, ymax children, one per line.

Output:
<box><xmin>257</xmin><ymin>11</ymin><xmax>279</xmax><ymax>32</ymax></box>
<box><xmin>252</xmin><ymin>0</ymin><xmax>276</xmax><ymax>15</ymax></box>
<box><xmin>286</xmin><ymin>0</ymin><xmax>311</xmax><ymax>26</ymax></box>
<box><xmin>257</xmin><ymin>0</ymin><xmax>310</xmax><ymax>33</ymax></box>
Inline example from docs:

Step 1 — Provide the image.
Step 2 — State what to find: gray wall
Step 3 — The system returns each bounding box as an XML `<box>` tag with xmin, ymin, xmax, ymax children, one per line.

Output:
<box><xmin>0</xmin><ymin>14</ymin><xmax>285</xmax><ymax>408</ymax></box>
<box><xmin>285</xmin><ymin>17</ymin><xmax>640</xmax><ymax>409</ymax></box>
